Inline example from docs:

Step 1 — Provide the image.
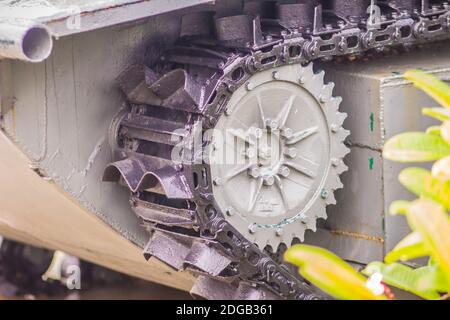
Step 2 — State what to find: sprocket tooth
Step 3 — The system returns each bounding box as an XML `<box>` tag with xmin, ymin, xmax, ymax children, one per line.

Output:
<box><xmin>320</xmin><ymin>82</ymin><xmax>335</xmax><ymax>102</ymax></box>
<box><xmin>118</xmin><ymin>64</ymin><xmax>162</xmax><ymax>105</ymax></box>
<box><xmin>233</xmin><ymin>282</ymin><xmax>280</xmax><ymax>300</ymax></box>
<box><xmin>313</xmin><ymin>70</ymin><xmax>325</xmax><ymax>86</ymax></box>
<box><xmin>183</xmin><ymin>242</ymin><xmax>233</xmax><ymax>277</ymax></box>
<box><xmin>149</xmin><ymin>69</ymin><xmax>204</xmax><ymax>113</ymax></box>
<box><xmin>306</xmin><ymin>218</ymin><xmax>318</xmax><ymax>232</ymax></box>
<box><xmin>143</xmin><ymin>231</ymin><xmax>191</xmax><ymax>270</ymax></box>
<box><xmin>338</xmin><ymin>112</ymin><xmax>348</xmax><ymax>126</ymax></box>
<box><xmin>190</xmin><ymin>276</ymin><xmax>236</xmax><ymax>300</ymax></box>
<box><xmin>324</xmin><ymin>192</ymin><xmax>337</xmax><ymax>206</ymax></box>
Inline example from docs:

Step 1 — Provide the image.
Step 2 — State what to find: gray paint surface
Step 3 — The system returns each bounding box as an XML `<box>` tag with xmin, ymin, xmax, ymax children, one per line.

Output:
<box><xmin>306</xmin><ymin>42</ymin><xmax>450</xmax><ymax>263</ymax></box>
<box><xmin>1</xmin><ymin>14</ymin><xmax>184</xmax><ymax>247</ymax></box>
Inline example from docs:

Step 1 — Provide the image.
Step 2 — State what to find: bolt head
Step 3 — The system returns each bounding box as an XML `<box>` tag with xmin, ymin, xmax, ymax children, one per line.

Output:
<box><xmin>263</xmin><ymin>175</ymin><xmax>275</xmax><ymax>186</ymax></box>
<box><xmin>248</xmin><ymin>224</ymin><xmax>257</xmax><ymax>234</ymax></box>
<box><xmin>248</xmin><ymin>166</ymin><xmax>261</xmax><ymax>179</ymax></box>
<box><xmin>281</xmin><ymin>128</ymin><xmax>294</xmax><ymax>139</ymax></box>
<box><xmin>320</xmin><ymin>188</ymin><xmax>329</xmax><ymax>199</ymax></box>
<box><xmin>279</xmin><ymin>166</ymin><xmax>290</xmax><ymax>178</ymax></box>
<box><xmin>284</xmin><ymin>147</ymin><xmax>297</xmax><ymax>158</ymax></box>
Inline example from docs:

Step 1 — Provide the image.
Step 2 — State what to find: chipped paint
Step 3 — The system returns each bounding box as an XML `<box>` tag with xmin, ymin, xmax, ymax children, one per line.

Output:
<box><xmin>82</xmin><ymin>136</ymin><xmax>105</xmax><ymax>177</ymax></box>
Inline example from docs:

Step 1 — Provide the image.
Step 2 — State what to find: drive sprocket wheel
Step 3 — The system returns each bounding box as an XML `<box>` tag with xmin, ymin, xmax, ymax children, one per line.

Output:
<box><xmin>209</xmin><ymin>63</ymin><xmax>349</xmax><ymax>250</ymax></box>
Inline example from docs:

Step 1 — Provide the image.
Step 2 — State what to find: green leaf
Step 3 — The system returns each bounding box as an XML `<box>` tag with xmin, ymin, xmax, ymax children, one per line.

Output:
<box><xmin>383</xmin><ymin>132</ymin><xmax>450</xmax><ymax>163</ymax></box>
<box><xmin>385</xmin><ymin>232</ymin><xmax>428</xmax><ymax>263</ymax></box>
<box><xmin>404</xmin><ymin>70</ymin><xmax>450</xmax><ymax>109</ymax></box>
<box><xmin>422</xmin><ymin>108</ymin><xmax>450</xmax><ymax>122</ymax></box>
<box><xmin>405</xmin><ymin>199</ymin><xmax>450</xmax><ymax>278</ymax></box>
<box><xmin>284</xmin><ymin>244</ymin><xmax>387</xmax><ymax>300</ymax></box>
<box><xmin>363</xmin><ymin>262</ymin><xmax>449</xmax><ymax>300</ymax></box>
<box><xmin>399</xmin><ymin>168</ymin><xmax>450</xmax><ymax>209</ymax></box>
<box><xmin>389</xmin><ymin>200</ymin><xmax>411</xmax><ymax>215</ymax></box>
<box><xmin>425</xmin><ymin>125</ymin><xmax>442</xmax><ymax>136</ymax></box>
<box><xmin>442</xmin><ymin>121</ymin><xmax>450</xmax><ymax>145</ymax></box>
<box><xmin>432</xmin><ymin>156</ymin><xmax>450</xmax><ymax>181</ymax></box>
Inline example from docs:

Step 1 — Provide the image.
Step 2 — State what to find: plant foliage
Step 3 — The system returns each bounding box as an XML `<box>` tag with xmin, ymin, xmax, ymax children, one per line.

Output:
<box><xmin>285</xmin><ymin>70</ymin><xmax>450</xmax><ymax>300</ymax></box>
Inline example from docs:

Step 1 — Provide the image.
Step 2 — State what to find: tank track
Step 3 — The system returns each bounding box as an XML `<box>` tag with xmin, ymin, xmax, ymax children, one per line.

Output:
<box><xmin>104</xmin><ymin>1</ymin><xmax>450</xmax><ymax>300</ymax></box>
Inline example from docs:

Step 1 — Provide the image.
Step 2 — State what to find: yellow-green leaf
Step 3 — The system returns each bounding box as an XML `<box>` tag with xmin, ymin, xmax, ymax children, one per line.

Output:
<box><xmin>363</xmin><ymin>262</ymin><xmax>448</xmax><ymax>300</ymax></box>
<box><xmin>385</xmin><ymin>232</ymin><xmax>428</xmax><ymax>263</ymax></box>
<box><xmin>422</xmin><ymin>108</ymin><xmax>450</xmax><ymax>121</ymax></box>
<box><xmin>426</xmin><ymin>125</ymin><xmax>442</xmax><ymax>136</ymax></box>
<box><xmin>399</xmin><ymin>168</ymin><xmax>450</xmax><ymax>209</ymax></box>
<box><xmin>405</xmin><ymin>199</ymin><xmax>450</xmax><ymax>278</ymax></box>
<box><xmin>389</xmin><ymin>200</ymin><xmax>411</xmax><ymax>215</ymax></box>
<box><xmin>432</xmin><ymin>156</ymin><xmax>450</xmax><ymax>181</ymax></box>
<box><xmin>383</xmin><ymin>132</ymin><xmax>450</xmax><ymax>162</ymax></box>
<box><xmin>404</xmin><ymin>70</ymin><xmax>450</xmax><ymax>109</ymax></box>
<box><xmin>441</xmin><ymin>121</ymin><xmax>450</xmax><ymax>145</ymax></box>
<box><xmin>284</xmin><ymin>244</ymin><xmax>387</xmax><ymax>300</ymax></box>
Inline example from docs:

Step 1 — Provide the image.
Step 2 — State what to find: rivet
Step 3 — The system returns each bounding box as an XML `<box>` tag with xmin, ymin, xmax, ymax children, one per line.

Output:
<box><xmin>330</xmin><ymin>124</ymin><xmax>339</xmax><ymax>133</ymax></box>
<box><xmin>320</xmin><ymin>188</ymin><xmax>329</xmax><ymax>199</ymax></box>
<box><xmin>320</xmin><ymin>95</ymin><xmax>328</xmax><ymax>103</ymax></box>
<box><xmin>276</xmin><ymin>228</ymin><xmax>283</xmax><ymax>237</ymax></box>
<box><xmin>248</xmin><ymin>224</ymin><xmax>258</xmax><ymax>234</ymax></box>
<box><xmin>299</xmin><ymin>77</ymin><xmax>306</xmax><ymax>84</ymax></box>
<box><xmin>246</xmin><ymin>82</ymin><xmax>254</xmax><ymax>91</ymax></box>
<box><xmin>226</xmin><ymin>207</ymin><xmax>235</xmax><ymax>216</ymax></box>
<box><xmin>272</xmin><ymin>71</ymin><xmax>280</xmax><ymax>80</ymax></box>
<box><xmin>331</xmin><ymin>158</ymin><xmax>339</xmax><ymax>167</ymax></box>
<box><xmin>213</xmin><ymin>177</ymin><xmax>222</xmax><ymax>186</ymax></box>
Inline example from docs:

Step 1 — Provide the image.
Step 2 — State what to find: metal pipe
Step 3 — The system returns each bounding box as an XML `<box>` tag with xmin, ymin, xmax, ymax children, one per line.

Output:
<box><xmin>0</xmin><ymin>20</ymin><xmax>53</xmax><ymax>63</ymax></box>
